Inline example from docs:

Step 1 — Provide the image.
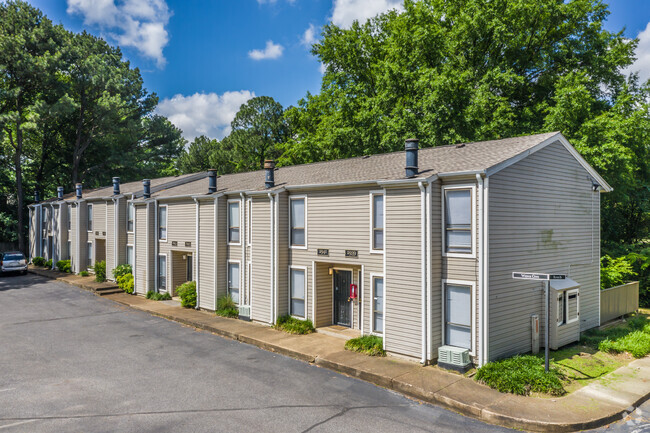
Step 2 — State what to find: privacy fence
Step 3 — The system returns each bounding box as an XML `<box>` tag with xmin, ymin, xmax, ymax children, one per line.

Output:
<box><xmin>601</xmin><ymin>281</ymin><xmax>640</xmax><ymax>324</ymax></box>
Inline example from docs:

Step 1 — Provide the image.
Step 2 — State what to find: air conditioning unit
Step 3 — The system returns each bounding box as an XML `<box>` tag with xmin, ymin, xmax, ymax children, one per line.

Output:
<box><xmin>238</xmin><ymin>305</ymin><xmax>251</xmax><ymax>321</ymax></box>
<box><xmin>438</xmin><ymin>345</ymin><xmax>471</xmax><ymax>373</ymax></box>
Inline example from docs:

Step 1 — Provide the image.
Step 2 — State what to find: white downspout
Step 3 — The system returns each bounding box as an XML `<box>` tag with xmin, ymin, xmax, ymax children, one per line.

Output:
<box><xmin>268</xmin><ymin>192</ymin><xmax>275</xmax><ymax>324</ymax></box>
<box><xmin>133</xmin><ymin>201</ymin><xmax>137</xmax><ymax>293</ymax></box>
<box><xmin>274</xmin><ymin>192</ymin><xmax>279</xmax><ymax>322</ymax></box>
<box><xmin>114</xmin><ymin>197</ymin><xmax>118</xmax><ymax>276</ymax></box>
<box><xmin>426</xmin><ymin>181</ymin><xmax>432</xmax><ymax>361</ymax></box>
<box><xmin>418</xmin><ymin>181</ymin><xmax>427</xmax><ymax>364</ymax></box>
<box><xmin>476</xmin><ymin>174</ymin><xmax>484</xmax><ymax>367</ymax></box>
<box><xmin>214</xmin><ymin>197</ymin><xmax>218</xmax><ymax>311</ymax></box>
<box><xmin>483</xmin><ymin>177</ymin><xmax>490</xmax><ymax>365</ymax></box>
<box><xmin>154</xmin><ymin>199</ymin><xmax>158</xmax><ymax>292</ymax></box>
<box><xmin>194</xmin><ymin>198</ymin><xmax>200</xmax><ymax>309</ymax></box>
<box><xmin>28</xmin><ymin>207</ymin><xmax>32</xmax><ymax>260</ymax></box>
<box><xmin>76</xmin><ymin>203</ymin><xmax>80</xmax><ymax>274</ymax></box>
<box><xmin>146</xmin><ymin>202</ymin><xmax>150</xmax><ymax>295</ymax></box>
<box><xmin>240</xmin><ymin>193</ymin><xmax>246</xmax><ymax>305</ymax></box>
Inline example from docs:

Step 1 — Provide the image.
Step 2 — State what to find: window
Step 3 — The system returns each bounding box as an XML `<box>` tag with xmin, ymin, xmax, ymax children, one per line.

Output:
<box><xmin>247</xmin><ymin>199</ymin><xmax>252</xmax><ymax>246</ymax></box>
<box><xmin>371</xmin><ymin>193</ymin><xmax>384</xmax><ymax>251</ymax></box>
<box><xmin>372</xmin><ymin>276</ymin><xmax>384</xmax><ymax>333</ymax></box>
<box><xmin>126</xmin><ymin>245</ymin><xmax>134</xmax><ymax>266</ymax></box>
<box><xmin>87</xmin><ymin>204</ymin><xmax>93</xmax><ymax>232</ymax></box>
<box><xmin>158</xmin><ymin>255</ymin><xmax>167</xmax><ymax>291</ymax></box>
<box><xmin>444</xmin><ymin>188</ymin><xmax>473</xmax><ymax>255</ymax></box>
<box><xmin>158</xmin><ymin>205</ymin><xmax>167</xmax><ymax>240</ymax></box>
<box><xmin>444</xmin><ymin>283</ymin><xmax>472</xmax><ymax>350</ymax></box>
<box><xmin>87</xmin><ymin>242</ymin><xmax>93</xmax><ymax>268</ymax></box>
<box><xmin>127</xmin><ymin>203</ymin><xmax>134</xmax><ymax>232</ymax></box>
<box><xmin>558</xmin><ymin>289</ymin><xmax>579</xmax><ymax>326</ymax></box>
<box><xmin>228</xmin><ymin>262</ymin><xmax>240</xmax><ymax>304</ymax></box>
<box><xmin>290</xmin><ymin>268</ymin><xmax>306</xmax><ymax>318</ymax></box>
<box><xmin>67</xmin><ymin>241</ymin><xmax>71</xmax><ymax>260</ymax></box>
<box><xmin>290</xmin><ymin>197</ymin><xmax>305</xmax><ymax>247</ymax></box>
<box><xmin>228</xmin><ymin>201</ymin><xmax>240</xmax><ymax>244</ymax></box>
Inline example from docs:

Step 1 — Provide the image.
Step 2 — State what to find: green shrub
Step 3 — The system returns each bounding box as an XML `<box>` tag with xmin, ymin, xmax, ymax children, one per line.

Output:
<box><xmin>475</xmin><ymin>355</ymin><xmax>565</xmax><ymax>396</ymax></box>
<box><xmin>215</xmin><ymin>295</ymin><xmax>239</xmax><ymax>318</ymax></box>
<box><xmin>601</xmin><ymin>255</ymin><xmax>637</xmax><ymax>290</ymax></box>
<box><xmin>79</xmin><ymin>270</ymin><xmax>89</xmax><ymax>277</ymax></box>
<box><xmin>344</xmin><ymin>335</ymin><xmax>386</xmax><ymax>356</ymax></box>
<box><xmin>94</xmin><ymin>260</ymin><xmax>106</xmax><ymax>282</ymax></box>
<box><xmin>274</xmin><ymin>314</ymin><xmax>315</xmax><ymax>334</ymax></box>
<box><xmin>45</xmin><ymin>259</ymin><xmax>52</xmax><ymax>268</ymax></box>
<box><xmin>599</xmin><ymin>331</ymin><xmax>650</xmax><ymax>358</ymax></box>
<box><xmin>32</xmin><ymin>256</ymin><xmax>45</xmax><ymax>266</ymax></box>
<box><xmin>176</xmin><ymin>281</ymin><xmax>197</xmax><ymax>308</ymax></box>
<box><xmin>112</xmin><ymin>264</ymin><xmax>132</xmax><ymax>280</ymax></box>
<box><xmin>56</xmin><ymin>260</ymin><xmax>71</xmax><ymax>273</ymax></box>
<box><xmin>117</xmin><ymin>273</ymin><xmax>134</xmax><ymax>294</ymax></box>
<box><xmin>146</xmin><ymin>291</ymin><xmax>172</xmax><ymax>301</ymax></box>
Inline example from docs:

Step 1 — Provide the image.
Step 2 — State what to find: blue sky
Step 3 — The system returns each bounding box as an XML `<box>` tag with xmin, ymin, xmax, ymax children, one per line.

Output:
<box><xmin>29</xmin><ymin>0</ymin><xmax>650</xmax><ymax>142</ymax></box>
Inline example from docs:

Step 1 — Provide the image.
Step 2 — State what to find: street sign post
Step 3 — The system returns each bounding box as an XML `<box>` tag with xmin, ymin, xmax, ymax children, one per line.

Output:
<box><xmin>512</xmin><ymin>272</ymin><xmax>566</xmax><ymax>372</ymax></box>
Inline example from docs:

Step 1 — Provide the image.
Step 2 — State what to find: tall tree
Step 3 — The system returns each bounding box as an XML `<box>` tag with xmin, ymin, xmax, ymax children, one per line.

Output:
<box><xmin>177</xmin><ymin>136</ymin><xmax>219</xmax><ymax>174</ymax></box>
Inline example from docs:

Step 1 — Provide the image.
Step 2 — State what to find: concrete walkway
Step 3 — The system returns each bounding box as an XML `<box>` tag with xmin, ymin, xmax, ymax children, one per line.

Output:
<box><xmin>29</xmin><ymin>268</ymin><xmax>650</xmax><ymax>432</ymax></box>
<box><xmin>28</xmin><ymin>266</ymin><xmax>121</xmax><ymax>295</ymax></box>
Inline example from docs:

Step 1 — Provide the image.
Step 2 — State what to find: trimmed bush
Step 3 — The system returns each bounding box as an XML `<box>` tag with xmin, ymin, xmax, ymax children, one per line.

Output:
<box><xmin>117</xmin><ymin>273</ymin><xmax>134</xmax><ymax>294</ymax></box>
<box><xmin>79</xmin><ymin>270</ymin><xmax>89</xmax><ymax>277</ymax></box>
<box><xmin>475</xmin><ymin>355</ymin><xmax>565</xmax><ymax>396</ymax></box>
<box><xmin>274</xmin><ymin>314</ymin><xmax>315</xmax><ymax>334</ymax></box>
<box><xmin>32</xmin><ymin>256</ymin><xmax>45</xmax><ymax>266</ymax></box>
<box><xmin>176</xmin><ymin>281</ymin><xmax>197</xmax><ymax>308</ymax></box>
<box><xmin>146</xmin><ymin>291</ymin><xmax>172</xmax><ymax>301</ymax></box>
<box><xmin>345</xmin><ymin>335</ymin><xmax>386</xmax><ymax>356</ymax></box>
<box><xmin>45</xmin><ymin>259</ymin><xmax>52</xmax><ymax>268</ymax></box>
<box><xmin>94</xmin><ymin>260</ymin><xmax>106</xmax><ymax>282</ymax></box>
<box><xmin>56</xmin><ymin>260</ymin><xmax>71</xmax><ymax>273</ymax></box>
<box><xmin>112</xmin><ymin>264</ymin><xmax>132</xmax><ymax>280</ymax></box>
<box><xmin>215</xmin><ymin>295</ymin><xmax>239</xmax><ymax>318</ymax></box>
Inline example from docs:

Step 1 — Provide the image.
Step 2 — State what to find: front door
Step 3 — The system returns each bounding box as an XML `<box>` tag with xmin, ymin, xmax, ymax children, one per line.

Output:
<box><xmin>333</xmin><ymin>270</ymin><xmax>352</xmax><ymax>327</ymax></box>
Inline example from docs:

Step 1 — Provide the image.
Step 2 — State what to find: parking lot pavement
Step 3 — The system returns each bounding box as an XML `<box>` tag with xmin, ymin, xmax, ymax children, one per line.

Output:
<box><xmin>0</xmin><ymin>274</ymin><xmax>514</xmax><ymax>432</ymax></box>
<box><xmin>587</xmin><ymin>399</ymin><xmax>650</xmax><ymax>433</ymax></box>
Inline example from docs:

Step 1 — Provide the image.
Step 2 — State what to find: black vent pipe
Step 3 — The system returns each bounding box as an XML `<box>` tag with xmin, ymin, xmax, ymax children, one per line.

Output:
<box><xmin>405</xmin><ymin>138</ymin><xmax>419</xmax><ymax>178</ymax></box>
<box><xmin>264</xmin><ymin>160</ymin><xmax>276</xmax><ymax>189</ymax></box>
<box><xmin>208</xmin><ymin>169</ymin><xmax>217</xmax><ymax>193</ymax></box>
<box><xmin>143</xmin><ymin>179</ymin><xmax>151</xmax><ymax>199</ymax></box>
<box><xmin>75</xmin><ymin>183</ymin><xmax>82</xmax><ymax>199</ymax></box>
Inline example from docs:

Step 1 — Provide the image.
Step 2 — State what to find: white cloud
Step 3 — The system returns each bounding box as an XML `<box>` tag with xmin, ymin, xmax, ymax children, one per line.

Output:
<box><xmin>67</xmin><ymin>0</ymin><xmax>171</xmax><ymax>67</ymax></box>
<box><xmin>624</xmin><ymin>22</ymin><xmax>650</xmax><ymax>85</ymax></box>
<box><xmin>330</xmin><ymin>0</ymin><xmax>403</xmax><ymax>28</ymax></box>
<box><xmin>155</xmin><ymin>91</ymin><xmax>256</xmax><ymax>142</ymax></box>
<box><xmin>301</xmin><ymin>24</ymin><xmax>317</xmax><ymax>47</ymax></box>
<box><xmin>248</xmin><ymin>40</ymin><xmax>284</xmax><ymax>60</ymax></box>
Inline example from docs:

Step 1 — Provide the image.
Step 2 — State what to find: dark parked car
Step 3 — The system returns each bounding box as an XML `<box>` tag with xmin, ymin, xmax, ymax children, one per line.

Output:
<box><xmin>0</xmin><ymin>251</ymin><xmax>28</xmax><ymax>275</ymax></box>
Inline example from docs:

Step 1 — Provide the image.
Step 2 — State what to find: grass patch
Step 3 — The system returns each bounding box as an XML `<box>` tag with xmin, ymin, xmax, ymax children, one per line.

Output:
<box><xmin>344</xmin><ymin>335</ymin><xmax>386</xmax><ymax>356</ymax></box>
<box><xmin>475</xmin><ymin>355</ymin><xmax>566</xmax><ymax>396</ymax></box>
<box><xmin>146</xmin><ymin>291</ymin><xmax>172</xmax><ymax>301</ymax></box>
<box><xmin>581</xmin><ymin>313</ymin><xmax>650</xmax><ymax>358</ymax></box>
<box><xmin>274</xmin><ymin>315</ymin><xmax>315</xmax><ymax>334</ymax></box>
<box><xmin>215</xmin><ymin>295</ymin><xmax>239</xmax><ymax>318</ymax></box>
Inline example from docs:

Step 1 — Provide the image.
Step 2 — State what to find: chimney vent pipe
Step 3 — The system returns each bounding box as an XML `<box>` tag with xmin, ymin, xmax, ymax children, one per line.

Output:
<box><xmin>57</xmin><ymin>187</ymin><xmax>64</xmax><ymax>200</ymax></box>
<box><xmin>208</xmin><ymin>169</ymin><xmax>217</xmax><ymax>193</ymax></box>
<box><xmin>264</xmin><ymin>160</ymin><xmax>276</xmax><ymax>189</ymax></box>
<box><xmin>113</xmin><ymin>177</ymin><xmax>120</xmax><ymax>195</ymax></box>
<box><xmin>75</xmin><ymin>183</ymin><xmax>82</xmax><ymax>199</ymax></box>
<box><xmin>143</xmin><ymin>179</ymin><xmax>151</xmax><ymax>199</ymax></box>
<box><xmin>405</xmin><ymin>138</ymin><xmax>419</xmax><ymax>178</ymax></box>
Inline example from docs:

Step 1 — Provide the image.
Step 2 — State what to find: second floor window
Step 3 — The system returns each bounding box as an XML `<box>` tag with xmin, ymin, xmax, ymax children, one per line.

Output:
<box><xmin>372</xmin><ymin>194</ymin><xmax>384</xmax><ymax>250</ymax></box>
<box><xmin>228</xmin><ymin>201</ymin><xmax>240</xmax><ymax>243</ymax></box>
<box><xmin>444</xmin><ymin>188</ymin><xmax>472</xmax><ymax>255</ymax></box>
<box><xmin>127</xmin><ymin>203</ymin><xmax>134</xmax><ymax>232</ymax></box>
<box><xmin>87</xmin><ymin>204</ymin><xmax>93</xmax><ymax>231</ymax></box>
<box><xmin>290</xmin><ymin>197</ymin><xmax>305</xmax><ymax>247</ymax></box>
<box><xmin>158</xmin><ymin>206</ymin><xmax>167</xmax><ymax>240</ymax></box>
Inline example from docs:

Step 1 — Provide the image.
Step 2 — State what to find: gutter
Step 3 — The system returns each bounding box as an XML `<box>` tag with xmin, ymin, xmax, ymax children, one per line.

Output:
<box><xmin>268</xmin><ymin>192</ymin><xmax>275</xmax><ymax>324</ymax></box>
<box><xmin>426</xmin><ymin>181</ymin><xmax>432</xmax><ymax>361</ymax></box>
<box><xmin>154</xmin><ymin>199</ymin><xmax>158</xmax><ymax>292</ymax></box>
<box><xmin>240</xmin><ymin>192</ymin><xmax>246</xmax><ymax>307</ymax></box>
<box><xmin>418</xmin><ymin>181</ymin><xmax>427</xmax><ymax>364</ymax></box>
<box><xmin>482</xmin><ymin>176</ymin><xmax>490</xmax><ymax>365</ymax></box>
<box><xmin>476</xmin><ymin>174</ymin><xmax>484</xmax><ymax>366</ymax></box>
<box><xmin>193</xmin><ymin>197</ymin><xmax>200</xmax><ymax>309</ymax></box>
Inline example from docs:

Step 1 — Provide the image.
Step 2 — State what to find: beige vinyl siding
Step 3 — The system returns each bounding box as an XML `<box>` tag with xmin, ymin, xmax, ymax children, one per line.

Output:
<box><xmin>116</xmin><ymin>198</ymin><xmax>127</xmax><ymax>266</ymax></box>
<box><xmin>198</xmin><ymin>199</ymin><xmax>215</xmax><ymax>310</ymax></box>
<box><xmin>216</xmin><ymin>196</ymin><xmax>227</xmax><ymax>299</ymax></box>
<box><xmin>385</xmin><ymin>186</ymin><xmax>422</xmax><ymax>358</ymax></box>
<box><xmin>69</xmin><ymin>204</ymin><xmax>77</xmax><ymax>271</ymax></box>
<box><xmin>315</xmin><ymin>262</ymin><xmax>332</xmax><ymax>327</ymax></box>
<box><xmin>488</xmin><ymin>141</ymin><xmax>600</xmax><ymax>360</ymax></box>
<box><xmin>29</xmin><ymin>208</ymin><xmax>38</xmax><ymax>259</ymax></box>
<box><xmin>59</xmin><ymin>204</ymin><xmax>68</xmax><ymax>259</ymax></box>
<box><xmin>106</xmin><ymin>200</ymin><xmax>115</xmax><ymax>277</ymax></box>
<box><xmin>135</xmin><ymin>204</ymin><xmax>149</xmax><ymax>295</ymax></box>
<box><xmin>94</xmin><ymin>201</ymin><xmax>106</xmax><ymax>233</ymax></box>
<box><xmin>430</xmin><ymin>181</ymin><xmax>443</xmax><ymax>355</ymax></box>
<box><xmin>164</xmin><ymin>200</ymin><xmax>195</xmax><ymax>249</ymax></box>
<box><xmin>78</xmin><ymin>203</ymin><xmax>88</xmax><ymax>271</ymax></box>
<box><xmin>277</xmin><ymin>192</ymin><xmax>289</xmax><ymax>317</ymax></box>
<box><xmin>251</xmin><ymin>196</ymin><xmax>271</xmax><ymax>323</ymax></box>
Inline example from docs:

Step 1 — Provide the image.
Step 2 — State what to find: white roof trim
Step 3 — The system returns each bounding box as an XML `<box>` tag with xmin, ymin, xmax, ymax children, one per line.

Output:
<box><xmin>485</xmin><ymin>132</ymin><xmax>613</xmax><ymax>192</ymax></box>
<box><xmin>551</xmin><ymin>277</ymin><xmax>580</xmax><ymax>291</ymax></box>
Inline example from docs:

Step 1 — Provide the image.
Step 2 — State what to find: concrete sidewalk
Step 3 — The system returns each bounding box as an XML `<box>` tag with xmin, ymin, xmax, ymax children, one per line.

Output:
<box><xmin>28</xmin><ymin>266</ymin><xmax>121</xmax><ymax>295</ymax></box>
<box><xmin>28</xmin><ymin>269</ymin><xmax>650</xmax><ymax>432</ymax></box>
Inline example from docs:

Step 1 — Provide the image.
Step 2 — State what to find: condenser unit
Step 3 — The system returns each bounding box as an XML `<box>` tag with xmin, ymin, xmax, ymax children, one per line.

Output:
<box><xmin>438</xmin><ymin>345</ymin><xmax>471</xmax><ymax>372</ymax></box>
<box><xmin>238</xmin><ymin>305</ymin><xmax>251</xmax><ymax>321</ymax></box>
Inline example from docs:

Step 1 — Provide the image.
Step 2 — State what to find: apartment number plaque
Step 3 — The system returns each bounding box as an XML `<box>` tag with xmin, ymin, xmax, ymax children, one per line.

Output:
<box><xmin>185</xmin><ymin>242</ymin><xmax>192</xmax><ymax>247</ymax></box>
<box><xmin>345</xmin><ymin>250</ymin><xmax>358</xmax><ymax>258</ymax></box>
<box><xmin>171</xmin><ymin>241</ymin><xmax>178</xmax><ymax>246</ymax></box>
<box><xmin>317</xmin><ymin>249</ymin><xmax>329</xmax><ymax>256</ymax></box>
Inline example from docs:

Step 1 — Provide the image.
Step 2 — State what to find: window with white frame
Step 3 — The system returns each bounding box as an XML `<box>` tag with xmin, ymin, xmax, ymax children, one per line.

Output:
<box><xmin>290</xmin><ymin>197</ymin><xmax>305</xmax><ymax>247</ymax></box>
<box><xmin>87</xmin><ymin>204</ymin><xmax>93</xmax><ymax>232</ymax></box>
<box><xmin>247</xmin><ymin>199</ymin><xmax>252</xmax><ymax>246</ymax></box>
<box><xmin>158</xmin><ymin>205</ymin><xmax>167</xmax><ymax>240</ymax></box>
<box><xmin>126</xmin><ymin>245</ymin><xmax>134</xmax><ymax>266</ymax></box>
<box><xmin>228</xmin><ymin>262</ymin><xmax>240</xmax><ymax>304</ymax></box>
<box><xmin>372</xmin><ymin>276</ymin><xmax>384</xmax><ymax>333</ymax></box>
<box><xmin>158</xmin><ymin>255</ymin><xmax>167</xmax><ymax>290</ymax></box>
<box><xmin>557</xmin><ymin>289</ymin><xmax>579</xmax><ymax>325</ymax></box>
<box><xmin>127</xmin><ymin>202</ymin><xmax>134</xmax><ymax>232</ymax></box>
<box><xmin>228</xmin><ymin>201</ymin><xmax>240</xmax><ymax>244</ymax></box>
<box><xmin>444</xmin><ymin>283</ymin><xmax>472</xmax><ymax>350</ymax></box>
<box><xmin>67</xmin><ymin>240</ymin><xmax>71</xmax><ymax>260</ymax></box>
<box><xmin>290</xmin><ymin>268</ymin><xmax>306</xmax><ymax>318</ymax></box>
<box><xmin>371</xmin><ymin>193</ymin><xmax>384</xmax><ymax>251</ymax></box>
<box><xmin>444</xmin><ymin>188</ymin><xmax>472</xmax><ymax>255</ymax></box>
<box><xmin>87</xmin><ymin>241</ymin><xmax>93</xmax><ymax>268</ymax></box>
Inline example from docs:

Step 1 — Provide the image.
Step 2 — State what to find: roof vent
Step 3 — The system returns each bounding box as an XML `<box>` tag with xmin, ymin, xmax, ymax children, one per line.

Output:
<box><xmin>143</xmin><ymin>179</ymin><xmax>151</xmax><ymax>199</ymax></box>
<box><xmin>75</xmin><ymin>183</ymin><xmax>82</xmax><ymax>200</ymax></box>
<box><xmin>405</xmin><ymin>138</ymin><xmax>419</xmax><ymax>178</ymax></box>
<box><xmin>57</xmin><ymin>187</ymin><xmax>64</xmax><ymax>200</ymax></box>
<box><xmin>264</xmin><ymin>160</ymin><xmax>276</xmax><ymax>189</ymax></box>
<box><xmin>113</xmin><ymin>177</ymin><xmax>120</xmax><ymax>195</ymax></box>
<box><xmin>208</xmin><ymin>169</ymin><xmax>217</xmax><ymax>194</ymax></box>
<box><xmin>456</xmin><ymin>142</ymin><xmax>465</xmax><ymax>148</ymax></box>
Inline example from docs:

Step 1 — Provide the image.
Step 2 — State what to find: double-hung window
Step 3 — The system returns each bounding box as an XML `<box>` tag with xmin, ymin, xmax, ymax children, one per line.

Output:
<box><xmin>87</xmin><ymin>204</ymin><xmax>93</xmax><ymax>232</ymax></box>
<box><xmin>158</xmin><ymin>255</ymin><xmax>167</xmax><ymax>291</ymax></box>
<box><xmin>372</xmin><ymin>276</ymin><xmax>384</xmax><ymax>333</ymax></box>
<box><xmin>290</xmin><ymin>268</ymin><xmax>306</xmax><ymax>318</ymax></box>
<box><xmin>228</xmin><ymin>262</ymin><xmax>240</xmax><ymax>304</ymax></box>
<box><xmin>371</xmin><ymin>193</ymin><xmax>384</xmax><ymax>251</ymax></box>
<box><xmin>290</xmin><ymin>197</ymin><xmax>305</xmax><ymax>247</ymax></box>
<box><xmin>158</xmin><ymin>205</ymin><xmax>167</xmax><ymax>240</ymax></box>
<box><xmin>228</xmin><ymin>201</ymin><xmax>240</xmax><ymax>244</ymax></box>
<box><xmin>444</xmin><ymin>283</ymin><xmax>472</xmax><ymax>350</ymax></box>
<box><xmin>126</xmin><ymin>245</ymin><xmax>134</xmax><ymax>266</ymax></box>
<box><xmin>127</xmin><ymin>203</ymin><xmax>134</xmax><ymax>232</ymax></box>
<box><xmin>444</xmin><ymin>187</ymin><xmax>473</xmax><ymax>255</ymax></box>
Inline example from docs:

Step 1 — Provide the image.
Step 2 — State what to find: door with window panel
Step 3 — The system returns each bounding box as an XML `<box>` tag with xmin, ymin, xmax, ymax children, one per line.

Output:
<box><xmin>445</xmin><ymin>284</ymin><xmax>471</xmax><ymax>350</ymax></box>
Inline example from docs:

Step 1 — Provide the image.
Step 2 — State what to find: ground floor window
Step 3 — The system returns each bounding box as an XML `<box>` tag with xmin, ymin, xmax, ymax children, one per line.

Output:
<box><xmin>444</xmin><ymin>283</ymin><xmax>471</xmax><ymax>350</ymax></box>
<box><xmin>372</xmin><ymin>276</ymin><xmax>384</xmax><ymax>333</ymax></box>
<box><xmin>290</xmin><ymin>268</ymin><xmax>305</xmax><ymax>318</ymax></box>
<box><xmin>158</xmin><ymin>255</ymin><xmax>167</xmax><ymax>291</ymax></box>
<box><xmin>126</xmin><ymin>245</ymin><xmax>134</xmax><ymax>266</ymax></box>
<box><xmin>87</xmin><ymin>242</ymin><xmax>93</xmax><ymax>269</ymax></box>
<box><xmin>228</xmin><ymin>262</ymin><xmax>240</xmax><ymax>304</ymax></box>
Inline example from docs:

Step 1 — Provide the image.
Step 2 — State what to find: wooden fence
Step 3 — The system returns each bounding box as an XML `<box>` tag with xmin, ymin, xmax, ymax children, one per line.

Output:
<box><xmin>601</xmin><ymin>281</ymin><xmax>640</xmax><ymax>324</ymax></box>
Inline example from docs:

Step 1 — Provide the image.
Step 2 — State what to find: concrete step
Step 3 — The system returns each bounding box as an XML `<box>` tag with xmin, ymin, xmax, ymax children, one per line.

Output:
<box><xmin>96</xmin><ymin>288</ymin><xmax>123</xmax><ymax>296</ymax></box>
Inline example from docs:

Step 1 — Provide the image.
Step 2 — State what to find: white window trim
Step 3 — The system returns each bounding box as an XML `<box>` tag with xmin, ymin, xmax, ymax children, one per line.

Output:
<box><xmin>227</xmin><ymin>199</ymin><xmax>242</xmax><ymax>246</ymax></box>
<box><xmin>369</xmin><ymin>190</ymin><xmax>385</xmax><ymax>254</ymax></box>
<box><xmin>157</xmin><ymin>253</ymin><xmax>168</xmax><ymax>292</ymax></box>
<box><xmin>565</xmin><ymin>288</ymin><xmax>580</xmax><ymax>325</ymax></box>
<box><xmin>126</xmin><ymin>244</ymin><xmax>134</xmax><ymax>266</ymax></box>
<box><xmin>289</xmin><ymin>195</ymin><xmax>308</xmax><ymax>249</ymax></box>
<box><xmin>288</xmin><ymin>265</ymin><xmax>308</xmax><ymax>320</ymax></box>
<box><xmin>227</xmin><ymin>259</ymin><xmax>242</xmax><ymax>305</ymax></box>
<box><xmin>158</xmin><ymin>204</ymin><xmax>168</xmax><ymax>242</ymax></box>
<box><xmin>246</xmin><ymin>198</ymin><xmax>252</xmax><ymax>247</ymax></box>
<box><xmin>369</xmin><ymin>273</ymin><xmax>384</xmax><ymax>335</ymax></box>
<box><xmin>247</xmin><ymin>260</ymin><xmax>252</xmax><ymax>308</ymax></box>
<box><xmin>441</xmin><ymin>279</ymin><xmax>476</xmax><ymax>356</ymax></box>
<box><xmin>126</xmin><ymin>202</ymin><xmax>135</xmax><ymax>234</ymax></box>
<box><xmin>87</xmin><ymin>203</ymin><xmax>93</xmax><ymax>233</ymax></box>
<box><xmin>441</xmin><ymin>184</ymin><xmax>476</xmax><ymax>258</ymax></box>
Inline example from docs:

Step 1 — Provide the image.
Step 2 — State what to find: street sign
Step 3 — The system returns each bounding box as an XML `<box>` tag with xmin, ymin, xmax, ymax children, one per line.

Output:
<box><xmin>549</xmin><ymin>274</ymin><xmax>566</xmax><ymax>280</ymax></box>
<box><xmin>512</xmin><ymin>272</ymin><xmax>549</xmax><ymax>280</ymax></box>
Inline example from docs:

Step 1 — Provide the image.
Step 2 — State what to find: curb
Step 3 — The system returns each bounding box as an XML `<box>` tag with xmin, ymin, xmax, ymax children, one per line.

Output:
<box><xmin>30</xmin><ymin>271</ymin><xmax>641</xmax><ymax>432</ymax></box>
